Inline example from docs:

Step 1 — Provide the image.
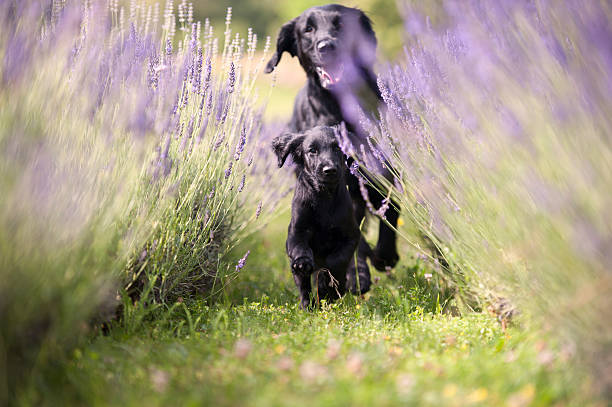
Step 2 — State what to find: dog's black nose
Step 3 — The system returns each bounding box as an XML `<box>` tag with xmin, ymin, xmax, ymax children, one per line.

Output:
<box><xmin>317</xmin><ymin>40</ymin><xmax>335</xmax><ymax>54</ymax></box>
<box><xmin>322</xmin><ymin>166</ymin><xmax>337</xmax><ymax>176</ymax></box>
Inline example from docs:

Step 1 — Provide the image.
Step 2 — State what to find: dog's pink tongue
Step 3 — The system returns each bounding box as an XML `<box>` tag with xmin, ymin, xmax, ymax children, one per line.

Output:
<box><xmin>317</xmin><ymin>66</ymin><xmax>342</xmax><ymax>88</ymax></box>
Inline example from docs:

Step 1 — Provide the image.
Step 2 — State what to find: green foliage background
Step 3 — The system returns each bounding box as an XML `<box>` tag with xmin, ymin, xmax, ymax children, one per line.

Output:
<box><xmin>148</xmin><ymin>0</ymin><xmax>405</xmax><ymax>58</ymax></box>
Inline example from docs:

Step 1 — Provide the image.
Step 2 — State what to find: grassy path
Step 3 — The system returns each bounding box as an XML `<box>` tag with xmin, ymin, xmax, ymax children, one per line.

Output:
<box><xmin>50</xmin><ymin>218</ymin><xmax>593</xmax><ymax>406</ymax></box>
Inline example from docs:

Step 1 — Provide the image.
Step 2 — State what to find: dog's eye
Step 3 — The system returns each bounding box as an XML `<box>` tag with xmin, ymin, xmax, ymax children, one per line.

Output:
<box><xmin>308</xmin><ymin>147</ymin><xmax>318</xmax><ymax>154</ymax></box>
<box><xmin>304</xmin><ymin>25</ymin><xmax>314</xmax><ymax>33</ymax></box>
<box><xmin>333</xmin><ymin>18</ymin><xmax>342</xmax><ymax>30</ymax></box>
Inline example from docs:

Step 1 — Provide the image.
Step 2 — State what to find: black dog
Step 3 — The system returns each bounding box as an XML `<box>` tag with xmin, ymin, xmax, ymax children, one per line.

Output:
<box><xmin>265</xmin><ymin>4</ymin><xmax>400</xmax><ymax>288</ymax></box>
<box><xmin>273</xmin><ymin>126</ymin><xmax>362</xmax><ymax>309</ymax></box>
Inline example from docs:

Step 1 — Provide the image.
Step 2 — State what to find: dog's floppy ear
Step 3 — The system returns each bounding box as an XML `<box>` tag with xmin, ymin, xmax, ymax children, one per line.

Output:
<box><xmin>352</xmin><ymin>10</ymin><xmax>377</xmax><ymax>69</ymax></box>
<box><xmin>272</xmin><ymin>132</ymin><xmax>304</xmax><ymax>168</ymax></box>
<box><xmin>265</xmin><ymin>20</ymin><xmax>297</xmax><ymax>74</ymax></box>
<box><xmin>358</xmin><ymin>12</ymin><xmax>377</xmax><ymax>47</ymax></box>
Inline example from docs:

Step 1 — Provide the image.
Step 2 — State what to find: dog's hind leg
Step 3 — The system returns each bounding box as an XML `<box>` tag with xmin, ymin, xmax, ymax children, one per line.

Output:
<box><xmin>346</xmin><ymin>236</ymin><xmax>372</xmax><ymax>295</ymax></box>
<box><xmin>371</xmin><ymin>195</ymin><xmax>400</xmax><ymax>271</ymax></box>
<box><xmin>363</xmin><ymin>165</ymin><xmax>400</xmax><ymax>271</ymax></box>
<box><xmin>347</xmin><ymin>171</ymin><xmax>399</xmax><ymax>271</ymax></box>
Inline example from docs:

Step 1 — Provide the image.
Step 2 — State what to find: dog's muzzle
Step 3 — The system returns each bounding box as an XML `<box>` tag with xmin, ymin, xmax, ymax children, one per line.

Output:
<box><xmin>316</xmin><ymin>64</ymin><xmax>344</xmax><ymax>89</ymax></box>
<box><xmin>319</xmin><ymin>165</ymin><xmax>340</xmax><ymax>187</ymax></box>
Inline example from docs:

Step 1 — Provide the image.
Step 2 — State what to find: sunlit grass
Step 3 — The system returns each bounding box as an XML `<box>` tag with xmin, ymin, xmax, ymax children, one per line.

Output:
<box><xmin>49</xmin><ymin>221</ymin><xmax>598</xmax><ymax>406</ymax></box>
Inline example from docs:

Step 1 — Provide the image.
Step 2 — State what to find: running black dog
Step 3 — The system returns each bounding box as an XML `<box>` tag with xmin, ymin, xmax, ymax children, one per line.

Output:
<box><xmin>266</xmin><ymin>4</ymin><xmax>400</xmax><ymax>293</ymax></box>
<box><xmin>273</xmin><ymin>126</ymin><xmax>362</xmax><ymax>309</ymax></box>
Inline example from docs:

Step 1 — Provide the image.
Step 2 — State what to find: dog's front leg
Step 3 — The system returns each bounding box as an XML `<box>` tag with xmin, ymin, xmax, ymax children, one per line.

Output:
<box><xmin>321</xmin><ymin>232</ymin><xmax>359</xmax><ymax>299</ymax></box>
<box><xmin>324</xmin><ymin>231</ymin><xmax>358</xmax><ymax>275</ymax></box>
<box><xmin>286</xmin><ymin>223</ymin><xmax>314</xmax><ymax>309</ymax></box>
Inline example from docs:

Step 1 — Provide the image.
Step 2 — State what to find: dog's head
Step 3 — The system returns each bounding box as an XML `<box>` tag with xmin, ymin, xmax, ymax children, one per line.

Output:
<box><xmin>265</xmin><ymin>4</ymin><xmax>377</xmax><ymax>90</ymax></box>
<box><xmin>272</xmin><ymin>126</ymin><xmax>346</xmax><ymax>191</ymax></box>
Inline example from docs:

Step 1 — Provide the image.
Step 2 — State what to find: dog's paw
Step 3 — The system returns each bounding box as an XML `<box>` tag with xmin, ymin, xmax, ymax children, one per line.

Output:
<box><xmin>299</xmin><ymin>297</ymin><xmax>312</xmax><ymax>310</ymax></box>
<box><xmin>371</xmin><ymin>246</ymin><xmax>399</xmax><ymax>272</ymax></box>
<box><xmin>292</xmin><ymin>256</ymin><xmax>314</xmax><ymax>275</ymax></box>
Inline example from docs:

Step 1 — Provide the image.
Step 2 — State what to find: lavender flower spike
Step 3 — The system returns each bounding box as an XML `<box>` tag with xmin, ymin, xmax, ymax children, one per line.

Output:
<box><xmin>227</xmin><ymin>61</ymin><xmax>235</xmax><ymax>94</ymax></box>
<box><xmin>234</xmin><ymin>127</ymin><xmax>247</xmax><ymax>161</ymax></box>
<box><xmin>349</xmin><ymin>161</ymin><xmax>360</xmax><ymax>177</ymax></box>
<box><xmin>374</xmin><ymin>198</ymin><xmax>390</xmax><ymax>220</ymax></box>
<box><xmin>236</xmin><ymin>250</ymin><xmax>250</xmax><ymax>271</ymax></box>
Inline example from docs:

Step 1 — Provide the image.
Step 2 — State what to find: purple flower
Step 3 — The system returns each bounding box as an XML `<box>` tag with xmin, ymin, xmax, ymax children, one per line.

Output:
<box><xmin>367</xmin><ymin>136</ymin><xmax>385</xmax><ymax>166</ymax></box>
<box><xmin>165</xmin><ymin>38</ymin><xmax>172</xmax><ymax>58</ymax></box>
<box><xmin>219</xmin><ymin>102</ymin><xmax>229</xmax><ymax>124</ymax></box>
<box><xmin>238</xmin><ymin>174</ymin><xmax>246</xmax><ymax>192</ymax></box>
<box><xmin>349</xmin><ymin>161</ymin><xmax>360</xmax><ymax>176</ymax></box>
<box><xmin>192</xmin><ymin>46</ymin><xmax>203</xmax><ymax>92</ymax></box>
<box><xmin>374</xmin><ymin>198</ymin><xmax>390</xmax><ymax>220</ymax></box>
<box><xmin>206</xmin><ymin>90</ymin><xmax>213</xmax><ymax>114</ymax></box>
<box><xmin>227</xmin><ymin>61</ymin><xmax>235</xmax><ymax>94</ymax></box>
<box><xmin>147</xmin><ymin>53</ymin><xmax>160</xmax><ymax>89</ymax></box>
<box><xmin>255</xmin><ymin>201</ymin><xmax>262</xmax><ymax>219</ymax></box>
<box><xmin>236</xmin><ymin>250</ymin><xmax>250</xmax><ymax>271</ymax></box>
<box><xmin>234</xmin><ymin>127</ymin><xmax>247</xmax><ymax>161</ymax></box>
<box><xmin>213</xmin><ymin>132</ymin><xmax>225</xmax><ymax>151</ymax></box>
<box><xmin>197</xmin><ymin>116</ymin><xmax>209</xmax><ymax>142</ymax></box>
<box><xmin>358</xmin><ymin>177</ymin><xmax>375</xmax><ymax>214</ymax></box>
<box><xmin>203</xmin><ymin>56</ymin><xmax>212</xmax><ymax>90</ymax></box>
<box><xmin>224</xmin><ymin>161</ymin><xmax>233</xmax><ymax>179</ymax></box>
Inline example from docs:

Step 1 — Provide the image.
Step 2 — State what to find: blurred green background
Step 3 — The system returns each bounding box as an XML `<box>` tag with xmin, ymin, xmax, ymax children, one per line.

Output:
<box><xmin>186</xmin><ymin>0</ymin><xmax>405</xmax><ymax>58</ymax></box>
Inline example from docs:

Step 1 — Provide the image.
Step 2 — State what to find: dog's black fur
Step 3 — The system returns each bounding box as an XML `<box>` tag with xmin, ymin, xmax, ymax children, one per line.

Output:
<box><xmin>266</xmin><ymin>4</ymin><xmax>400</xmax><ymax>291</ymax></box>
<box><xmin>273</xmin><ymin>126</ymin><xmax>369</xmax><ymax>308</ymax></box>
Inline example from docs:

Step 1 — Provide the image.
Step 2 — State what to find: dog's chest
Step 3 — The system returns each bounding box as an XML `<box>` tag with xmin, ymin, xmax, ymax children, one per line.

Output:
<box><xmin>310</xmin><ymin>223</ymin><xmax>345</xmax><ymax>254</ymax></box>
<box><xmin>309</xmin><ymin>203</ymin><xmax>352</xmax><ymax>252</ymax></box>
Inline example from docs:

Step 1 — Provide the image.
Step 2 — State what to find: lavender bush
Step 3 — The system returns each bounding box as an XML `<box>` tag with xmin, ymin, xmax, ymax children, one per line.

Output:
<box><xmin>0</xmin><ymin>0</ymin><xmax>287</xmax><ymax>401</ymax></box>
<box><xmin>363</xmin><ymin>0</ymin><xmax>611</xmax><ymax>395</ymax></box>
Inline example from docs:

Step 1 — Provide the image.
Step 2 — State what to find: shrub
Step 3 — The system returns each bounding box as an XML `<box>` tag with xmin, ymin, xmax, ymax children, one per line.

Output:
<box><xmin>0</xmin><ymin>1</ymin><xmax>287</xmax><ymax>402</ymax></box>
<box><xmin>363</xmin><ymin>0</ymin><xmax>612</xmax><ymax>396</ymax></box>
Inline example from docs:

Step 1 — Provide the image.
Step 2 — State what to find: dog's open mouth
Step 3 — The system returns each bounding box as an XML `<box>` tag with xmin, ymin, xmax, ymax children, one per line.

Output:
<box><xmin>316</xmin><ymin>64</ymin><xmax>344</xmax><ymax>89</ymax></box>
<box><xmin>320</xmin><ymin>174</ymin><xmax>339</xmax><ymax>188</ymax></box>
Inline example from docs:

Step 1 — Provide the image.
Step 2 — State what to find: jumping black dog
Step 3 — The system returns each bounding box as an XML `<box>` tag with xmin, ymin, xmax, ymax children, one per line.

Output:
<box><xmin>273</xmin><ymin>126</ymin><xmax>362</xmax><ymax>309</ymax></box>
<box><xmin>265</xmin><ymin>4</ymin><xmax>400</xmax><ymax>293</ymax></box>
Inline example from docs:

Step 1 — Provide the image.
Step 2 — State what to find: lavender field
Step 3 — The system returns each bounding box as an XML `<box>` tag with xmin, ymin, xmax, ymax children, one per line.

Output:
<box><xmin>0</xmin><ymin>1</ymin><xmax>610</xmax><ymax>406</ymax></box>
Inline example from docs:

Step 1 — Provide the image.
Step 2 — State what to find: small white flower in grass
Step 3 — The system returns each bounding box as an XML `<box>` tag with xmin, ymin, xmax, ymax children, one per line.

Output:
<box><xmin>424</xmin><ymin>273</ymin><xmax>432</xmax><ymax>282</ymax></box>
<box><xmin>536</xmin><ymin>348</ymin><xmax>555</xmax><ymax>367</ymax></box>
<box><xmin>233</xmin><ymin>338</ymin><xmax>252</xmax><ymax>359</ymax></box>
<box><xmin>326</xmin><ymin>339</ymin><xmax>342</xmax><ymax>360</ymax></box>
<box><xmin>276</xmin><ymin>356</ymin><xmax>294</xmax><ymax>371</ymax></box>
<box><xmin>150</xmin><ymin>368</ymin><xmax>169</xmax><ymax>392</ymax></box>
<box><xmin>299</xmin><ymin>361</ymin><xmax>327</xmax><ymax>383</ymax></box>
<box><xmin>346</xmin><ymin>352</ymin><xmax>364</xmax><ymax>377</ymax></box>
<box><xmin>395</xmin><ymin>373</ymin><xmax>415</xmax><ymax>395</ymax></box>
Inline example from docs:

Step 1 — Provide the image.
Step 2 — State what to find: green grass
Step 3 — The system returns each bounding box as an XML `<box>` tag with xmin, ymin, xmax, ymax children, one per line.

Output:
<box><xmin>20</xmin><ymin>213</ymin><xmax>599</xmax><ymax>407</ymax></box>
